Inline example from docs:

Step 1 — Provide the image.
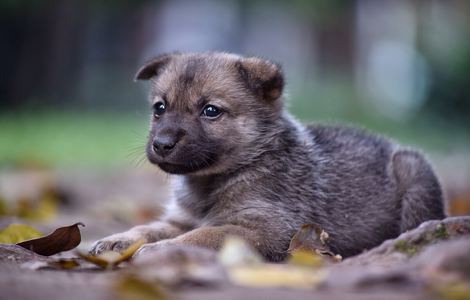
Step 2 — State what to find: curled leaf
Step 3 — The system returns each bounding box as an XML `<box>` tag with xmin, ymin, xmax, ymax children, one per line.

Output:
<box><xmin>288</xmin><ymin>224</ymin><xmax>341</xmax><ymax>263</ymax></box>
<box><xmin>17</xmin><ymin>222</ymin><xmax>84</xmax><ymax>256</ymax></box>
<box><xmin>77</xmin><ymin>239</ymin><xmax>145</xmax><ymax>269</ymax></box>
<box><xmin>0</xmin><ymin>223</ymin><xmax>43</xmax><ymax>244</ymax></box>
<box><xmin>288</xmin><ymin>224</ymin><xmax>328</xmax><ymax>253</ymax></box>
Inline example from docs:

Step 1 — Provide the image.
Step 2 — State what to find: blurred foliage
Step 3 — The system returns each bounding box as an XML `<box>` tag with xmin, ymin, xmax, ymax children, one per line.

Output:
<box><xmin>0</xmin><ymin>0</ymin><xmax>469</xmax><ymax>167</ymax></box>
<box><xmin>0</xmin><ymin>111</ymin><xmax>148</xmax><ymax>167</ymax></box>
<box><xmin>0</xmin><ymin>223</ymin><xmax>43</xmax><ymax>244</ymax></box>
<box><xmin>0</xmin><ymin>0</ymin><xmax>151</xmax><ymax>14</ymax></box>
<box><xmin>425</xmin><ymin>44</ymin><xmax>470</xmax><ymax>126</ymax></box>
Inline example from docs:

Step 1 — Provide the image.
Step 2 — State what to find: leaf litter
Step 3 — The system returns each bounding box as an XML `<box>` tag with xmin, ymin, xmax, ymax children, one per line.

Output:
<box><xmin>7</xmin><ymin>221</ymin><xmax>338</xmax><ymax>292</ymax></box>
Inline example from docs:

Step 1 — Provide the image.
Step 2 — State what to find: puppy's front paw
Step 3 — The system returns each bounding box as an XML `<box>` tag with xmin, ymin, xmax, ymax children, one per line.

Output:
<box><xmin>132</xmin><ymin>241</ymin><xmax>217</xmax><ymax>266</ymax></box>
<box><xmin>89</xmin><ymin>232</ymin><xmax>146</xmax><ymax>255</ymax></box>
<box><xmin>133</xmin><ymin>241</ymin><xmax>167</xmax><ymax>258</ymax></box>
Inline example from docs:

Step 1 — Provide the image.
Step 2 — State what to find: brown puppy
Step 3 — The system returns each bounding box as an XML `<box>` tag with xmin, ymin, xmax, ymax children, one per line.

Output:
<box><xmin>90</xmin><ymin>52</ymin><xmax>445</xmax><ymax>261</ymax></box>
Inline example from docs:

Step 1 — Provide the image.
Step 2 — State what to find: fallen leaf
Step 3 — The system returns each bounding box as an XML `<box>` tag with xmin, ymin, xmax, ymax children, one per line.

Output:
<box><xmin>288</xmin><ymin>249</ymin><xmax>323</xmax><ymax>267</ymax></box>
<box><xmin>432</xmin><ymin>281</ymin><xmax>470</xmax><ymax>300</ymax></box>
<box><xmin>22</xmin><ymin>258</ymin><xmax>80</xmax><ymax>270</ymax></box>
<box><xmin>50</xmin><ymin>258</ymin><xmax>81</xmax><ymax>269</ymax></box>
<box><xmin>17</xmin><ymin>222</ymin><xmax>84</xmax><ymax>256</ymax></box>
<box><xmin>288</xmin><ymin>224</ymin><xmax>328</xmax><ymax>253</ymax></box>
<box><xmin>0</xmin><ymin>196</ymin><xmax>7</xmax><ymax>216</ymax></box>
<box><xmin>227</xmin><ymin>264</ymin><xmax>324</xmax><ymax>289</ymax></box>
<box><xmin>218</xmin><ymin>236</ymin><xmax>263</xmax><ymax>266</ymax></box>
<box><xmin>0</xmin><ymin>223</ymin><xmax>43</xmax><ymax>244</ymax></box>
<box><xmin>16</xmin><ymin>194</ymin><xmax>57</xmax><ymax>221</ymax></box>
<box><xmin>77</xmin><ymin>239</ymin><xmax>145</xmax><ymax>269</ymax></box>
<box><xmin>114</xmin><ymin>275</ymin><xmax>167</xmax><ymax>300</ymax></box>
<box><xmin>288</xmin><ymin>224</ymin><xmax>341</xmax><ymax>262</ymax></box>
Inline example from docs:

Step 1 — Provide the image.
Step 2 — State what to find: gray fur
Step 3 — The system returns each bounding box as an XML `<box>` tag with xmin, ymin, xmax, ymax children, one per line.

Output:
<box><xmin>90</xmin><ymin>52</ymin><xmax>445</xmax><ymax>261</ymax></box>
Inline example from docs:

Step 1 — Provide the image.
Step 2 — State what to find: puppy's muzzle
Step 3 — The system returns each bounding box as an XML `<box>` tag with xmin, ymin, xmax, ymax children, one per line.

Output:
<box><xmin>152</xmin><ymin>135</ymin><xmax>180</xmax><ymax>157</ymax></box>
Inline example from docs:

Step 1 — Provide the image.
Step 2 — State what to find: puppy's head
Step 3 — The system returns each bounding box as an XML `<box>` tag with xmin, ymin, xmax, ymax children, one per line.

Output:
<box><xmin>135</xmin><ymin>52</ymin><xmax>284</xmax><ymax>175</ymax></box>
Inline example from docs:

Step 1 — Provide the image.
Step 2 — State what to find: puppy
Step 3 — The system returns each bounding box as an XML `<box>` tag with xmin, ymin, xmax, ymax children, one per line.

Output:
<box><xmin>90</xmin><ymin>52</ymin><xmax>445</xmax><ymax>261</ymax></box>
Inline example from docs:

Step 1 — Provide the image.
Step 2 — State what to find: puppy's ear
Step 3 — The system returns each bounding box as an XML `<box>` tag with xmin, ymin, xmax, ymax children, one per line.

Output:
<box><xmin>134</xmin><ymin>52</ymin><xmax>179</xmax><ymax>81</ymax></box>
<box><xmin>235</xmin><ymin>57</ymin><xmax>284</xmax><ymax>101</ymax></box>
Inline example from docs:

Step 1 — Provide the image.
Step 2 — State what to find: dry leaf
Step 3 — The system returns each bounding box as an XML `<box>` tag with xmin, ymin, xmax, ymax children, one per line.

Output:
<box><xmin>16</xmin><ymin>194</ymin><xmax>57</xmax><ymax>221</ymax></box>
<box><xmin>0</xmin><ymin>223</ymin><xmax>43</xmax><ymax>244</ymax></box>
<box><xmin>77</xmin><ymin>239</ymin><xmax>145</xmax><ymax>269</ymax></box>
<box><xmin>50</xmin><ymin>258</ymin><xmax>81</xmax><ymax>269</ymax></box>
<box><xmin>22</xmin><ymin>258</ymin><xmax>80</xmax><ymax>270</ymax></box>
<box><xmin>218</xmin><ymin>236</ymin><xmax>262</xmax><ymax>266</ymax></box>
<box><xmin>433</xmin><ymin>282</ymin><xmax>470</xmax><ymax>300</ymax></box>
<box><xmin>288</xmin><ymin>224</ymin><xmax>329</xmax><ymax>253</ymax></box>
<box><xmin>0</xmin><ymin>196</ymin><xmax>7</xmax><ymax>216</ymax></box>
<box><xmin>227</xmin><ymin>264</ymin><xmax>324</xmax><ymax>289</ymax></box>
<box><xmin>114</xmin><ymin>275</ymin><xmax>167</xmax><ymax>300</ymax></box>
<box><xmin>288</xmin><ymin>224</ymin><xmax>341</xmax><ymax>262</ymax></box>
<box><xmin>288</xmin><ymin>249</ymin><xmax>323</xmax><ymax>267</ymax></box>
<box><xmin>17</xmin><ymin>222</ymin><xmax>84</xmax><ymax>256</ymax></box>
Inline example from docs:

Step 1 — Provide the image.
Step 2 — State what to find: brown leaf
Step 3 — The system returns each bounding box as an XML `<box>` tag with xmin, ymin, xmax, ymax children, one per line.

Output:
<box><xmin>17</xmin><ymin>222</ymin><xmax>84</xmax><ymax>256</ymax></box>
<box><xmin>288</xmin><ymin>224</ymin><xmax>330</xmax><ymax>253</ymax></box>
<box><xmin>22</xmin><ymin>258</ymin><xmax>81</xmax><ymax>270</ymax></box>
<box><xmin>288</xmin><ymin>224</ymin><xmax>342</xmax><ymax>262</ymax></box>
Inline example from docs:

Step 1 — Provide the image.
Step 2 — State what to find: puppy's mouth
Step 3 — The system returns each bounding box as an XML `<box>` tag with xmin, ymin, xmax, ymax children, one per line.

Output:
<box><xmin>146</xmin><ymin>144</ymin><xmax>218</xmax><ymax>175</ymax></box>
<box><xmin>156</xmin><ymin>162</ymin><xmax>203</xmax><ymax>174</ymax></box>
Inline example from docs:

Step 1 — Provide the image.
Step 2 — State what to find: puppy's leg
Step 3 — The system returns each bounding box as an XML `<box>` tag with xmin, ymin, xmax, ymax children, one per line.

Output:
<box><xmin>89</xmin><ymin>221</ymin><xmax>185</xmax><ymax>255</ymax></box>
<box><xmin>392</xmin><ymin>149</ymin><xmax>446</xmax><ymax>232</ymax></box>
<box><xmin>135</xmin><ymin>225</ymin><xmax>280</xmax><ymax>260</ymax></box>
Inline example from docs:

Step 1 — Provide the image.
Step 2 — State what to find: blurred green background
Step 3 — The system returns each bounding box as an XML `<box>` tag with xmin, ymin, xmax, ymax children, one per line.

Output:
<box><xmin>0</xmin><ymin>0</ymin><xmax>469</xmax><ymax>168</ymax></box>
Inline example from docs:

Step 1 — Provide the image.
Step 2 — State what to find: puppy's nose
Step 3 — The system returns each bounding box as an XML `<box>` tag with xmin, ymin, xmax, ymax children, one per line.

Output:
<box><xmin>152</xmin><ymin>135</ymin><xmax>179</xmax><ymax>156</ymax></box>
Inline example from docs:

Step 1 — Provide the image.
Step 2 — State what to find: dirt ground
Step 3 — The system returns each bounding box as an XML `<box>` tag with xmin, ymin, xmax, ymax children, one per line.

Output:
<box><xmin>1</xmin><ymin>166</ymin><xmax>469</xmax><ymax>300</ymax></box>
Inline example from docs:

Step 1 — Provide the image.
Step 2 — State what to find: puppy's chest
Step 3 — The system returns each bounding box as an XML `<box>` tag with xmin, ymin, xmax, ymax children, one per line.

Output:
<box><xmin>177</xmin><ymin>176</ymin><xmax>253</xmax><ymax>219</ymax></box>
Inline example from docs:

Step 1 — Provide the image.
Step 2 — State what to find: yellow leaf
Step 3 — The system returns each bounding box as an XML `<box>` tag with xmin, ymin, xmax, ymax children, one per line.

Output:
<box><xmin>228</xmin><ymin>264</ymin><xmax>324</xmax><ymax>289</ymax></box>
<box><xmin>0</xmin><ymin>196</ymin><xmax>7</xmax><ymax>216</ymax></box>
<box><xmin>288</xmin><ymin>249</ymin><xmax>323</xmax><ymax>267</ymax></box>
<box><xmin>434</xmin><ymin>282</ymin><xmax>470</xmax><ymax>300</ymax></box>
<box><xmin>50</xmin><ymin>258</ymin><xmax>81</xmax><ymax>270</ymax></box>
<box><xmin>218</xmin><ymin>236</ymin><xmax>263</xmax><ymax>266</ymax></box>
<box><xmin>0</xmin><ymin>223</ymin><xmax>43</xmax><ymax>244</ymax></box>
<box><xmin>288</xmin><ymin>224</ymin><xmax>342</xmax><ymax>262</ymax></box>
<box><xmin>16</xmin><ymin>195</ymin><xmax>57</xmax><ymax>222</ymax></box>
<box><xmin>77</xmin><ymin>239</ymin><xmax>145</xmax><ymax>269</ymax></box>
<box><xmin>114</xmin><ymin>275</ymin><xmax>166</xmax><ymax>300</ymax></box>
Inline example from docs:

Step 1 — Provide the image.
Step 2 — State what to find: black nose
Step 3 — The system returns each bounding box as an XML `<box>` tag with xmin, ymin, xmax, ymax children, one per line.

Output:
<box><xmin>152</xmin><ymin>135</ymin><xmax>179</xmax><ymax>156</ymax></box>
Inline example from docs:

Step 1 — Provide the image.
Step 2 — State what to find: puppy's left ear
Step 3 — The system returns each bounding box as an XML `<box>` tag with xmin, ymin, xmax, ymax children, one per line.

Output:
<box><xmin>236</xmin><ymin>57</ymin><xmax>284</xmax><ymax>102</ymax></box>
<box><xmin>134</xmin><ymin>52</ymin><xmax>179</xmax><ymax>81</ymax></box>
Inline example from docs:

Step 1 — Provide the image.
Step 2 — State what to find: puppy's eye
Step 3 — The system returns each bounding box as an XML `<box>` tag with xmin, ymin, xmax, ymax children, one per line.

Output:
<box><xmin>153</xmin><ymin>102</ymin><xmax>166</xmax><ymax>117</ymax></box>
<box><xmin>201</xmin><ymin>105</ymin><xmax>221</xmax><ymax>119</ymax></box>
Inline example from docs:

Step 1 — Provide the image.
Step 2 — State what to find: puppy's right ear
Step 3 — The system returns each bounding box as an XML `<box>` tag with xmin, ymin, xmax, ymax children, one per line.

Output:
<box><xmin>134</xmin><ymin>52</ymin><xmax>178</xmax><ymax>81</ymax></box>
<box><xmin>235</xmin><ymin>57</ymin><xmax>284</xmax><ymax>102</ymax></box>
